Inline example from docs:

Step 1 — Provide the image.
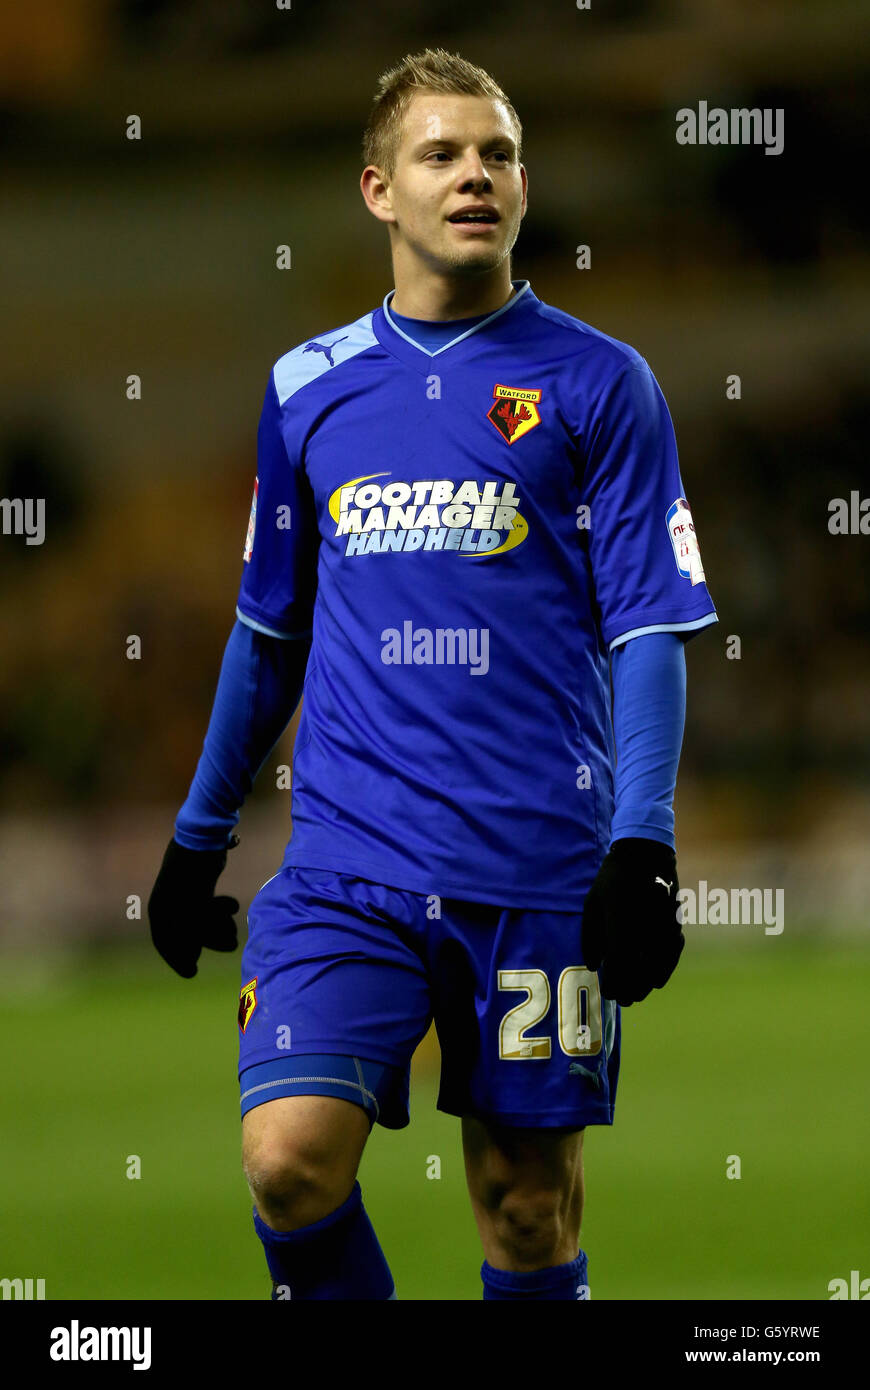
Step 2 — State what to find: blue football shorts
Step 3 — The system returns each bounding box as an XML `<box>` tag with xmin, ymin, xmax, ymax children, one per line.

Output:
<box><xmin>238</xmin><ymin>865</ymin><xmax>620</xmax><ymax>1131</ymax></box>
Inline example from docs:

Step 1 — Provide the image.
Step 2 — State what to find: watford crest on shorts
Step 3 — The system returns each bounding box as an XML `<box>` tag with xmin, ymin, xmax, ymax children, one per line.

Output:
<box><xmin>487</xmin><ymin>383</ymin><xmax>542</xmax><ymax>445</ymax></box>
<box><xmin>238</xmin><ymin>977</ymin><xmax>258</xmax><ymax>1032</ymax></box>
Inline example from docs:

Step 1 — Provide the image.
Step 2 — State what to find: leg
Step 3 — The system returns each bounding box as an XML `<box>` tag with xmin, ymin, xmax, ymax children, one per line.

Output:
<box><xmin>462</xmin><ymin>1115</ymin><xmax>586</xmax><ymax>1272</ymax></box>
<box><xmin>236</xmin><ymin>866</ymin><xmax>430</xmax><ymax>1298</ymax></box>
<box><xmin>242</xmin><ymin>1093</ymin><xmax>371</xmax><ymax>1231</ymax></box>
<box><xmin>242</xmin><ymin>1091</ymin><xmax>395</xmax><ymax>1299</ymax></box>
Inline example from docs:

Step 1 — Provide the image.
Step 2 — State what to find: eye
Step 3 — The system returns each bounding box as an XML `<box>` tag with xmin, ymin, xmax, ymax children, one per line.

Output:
<box><xmin>489</xmin><ymin>151</ymin><xmax>510</xmax><ymax>162</ymax></box>
<box><xmin>426</xmin><ymin>150</ymin><xmax>451</xmax><ymax>162</ymax></box>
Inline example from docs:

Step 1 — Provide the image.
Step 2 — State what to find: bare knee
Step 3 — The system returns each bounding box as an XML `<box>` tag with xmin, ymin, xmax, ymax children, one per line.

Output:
<box><xmin>242</xmin><ymin>1095</ymin><xmax>369</xmax><ymax>1232</ymax></box>
<box><xmin>242</xmin><ymin>1140</ymin><xmax>327</xmax><ymax>1228</ymax></box>
<box><xmin>490</xmin><ymin>1184</ymin><xmax>578</xmax><ymax>1268</ymax></box>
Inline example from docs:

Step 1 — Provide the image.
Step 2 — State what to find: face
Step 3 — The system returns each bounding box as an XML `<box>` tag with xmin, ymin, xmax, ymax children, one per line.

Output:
<box><xmin>365</xmin><ymin>91</ymin><xmax>527</xmax><ymax>278</ymax></box>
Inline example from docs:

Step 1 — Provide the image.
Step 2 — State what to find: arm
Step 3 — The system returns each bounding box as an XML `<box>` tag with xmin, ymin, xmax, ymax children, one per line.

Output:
<box><xmin>575</xmin><ymin>354</ymin><xmax>715</xmax><ymax>1003</ymax></box>
<box><xmin>609</xmin><ymin>629</ymin><xmax>686</xmax><ymax>849</ymax></box>
<box><xmin>174</xmin><ymin>617</ymin><xmax>311</xmax><ymax>851</ymax></box>
<box><xmin>150</xmin><ymin>364</ymin><xmax>319</xmax><ymax>977</ymax></box>
<box><xmin>149</xmin><ymin>617</ymin><xmax>310</xmax><ymax>978</ymax></box>
<box><xmin>581</xmin><ymin>631</ymin><xmax>688</xmax><ymax>1005</ymax></box>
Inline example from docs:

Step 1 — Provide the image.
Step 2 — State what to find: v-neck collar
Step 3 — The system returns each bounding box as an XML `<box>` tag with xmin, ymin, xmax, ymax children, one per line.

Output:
<box><xmin>375</xmin><ymin>279</ymin><xmax>534</xmax><ymax>366</ymax></box>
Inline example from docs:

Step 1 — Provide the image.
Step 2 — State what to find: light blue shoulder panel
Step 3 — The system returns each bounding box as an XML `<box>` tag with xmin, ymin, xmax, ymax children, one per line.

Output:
<box><xmin>273</xmin><ymin>312</ymin><xmax>378</xmax><ymax>405</ymax></box>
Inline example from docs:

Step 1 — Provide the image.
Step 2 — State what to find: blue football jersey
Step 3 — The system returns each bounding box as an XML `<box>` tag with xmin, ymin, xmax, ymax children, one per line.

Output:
<box><xmin>236</xmin><ymin>280</ymin><xmax>717</xmax><ymax>908</ymax></box>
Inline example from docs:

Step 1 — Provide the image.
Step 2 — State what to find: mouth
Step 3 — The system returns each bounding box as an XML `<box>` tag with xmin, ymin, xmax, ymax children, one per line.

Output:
<box><xmin>447</xmin><ymin>206</ymin><xmax>500</xmax><ymax>230</ymax></box>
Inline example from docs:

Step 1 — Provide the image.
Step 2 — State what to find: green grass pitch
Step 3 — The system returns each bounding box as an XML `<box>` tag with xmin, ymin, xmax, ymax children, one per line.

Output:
<box><xmin>1</xmin><ymin>937</ymin><xmax>867</xmax><ymax>1300</ymax></box>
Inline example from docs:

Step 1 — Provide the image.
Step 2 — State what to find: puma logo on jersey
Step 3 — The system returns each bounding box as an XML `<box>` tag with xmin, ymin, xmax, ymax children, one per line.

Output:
<box><xmin>303</xmin><ymin>335</ymin><xmax>348</xmax><ymax>368</ymax></box>
<box><xmin>655</xmin><ymin>877</ymin><xmax>674</xmax><ymax>891</ymax></box>
<box><xmin>568</xmin><ymin>1062</ymin><xmax>602</xmax><ymax>1090</ymax></box>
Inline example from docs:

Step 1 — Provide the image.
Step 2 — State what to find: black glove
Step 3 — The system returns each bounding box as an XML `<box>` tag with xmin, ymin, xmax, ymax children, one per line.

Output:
<box><xmin>148</xmin><ymin>835</ymin><xmax>240</xmax><ymax>978</ymax></box>
<box><xmin>581</xmin><ymin>837</ymin><xmax>684</xmax><ymax>1005</ymax></box>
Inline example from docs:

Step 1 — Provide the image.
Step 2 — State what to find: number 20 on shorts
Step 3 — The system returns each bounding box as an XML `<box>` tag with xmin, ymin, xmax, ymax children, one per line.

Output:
<box><xmin>498</xmin><ymin>967</ymin><xmax>602</xmax><ymax>1060</ymax></box>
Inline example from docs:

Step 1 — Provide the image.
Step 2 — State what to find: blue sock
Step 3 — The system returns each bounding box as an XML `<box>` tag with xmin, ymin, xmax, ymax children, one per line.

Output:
<box><xmin>481</xmin><ymin>1249</ymin><xmax>589</xmax><ymax>1300</ymax></box>
<box><xmin>253</xmin><ymin>1180</ymin><xmax>396</xmax><ymax>1300</ymax></box>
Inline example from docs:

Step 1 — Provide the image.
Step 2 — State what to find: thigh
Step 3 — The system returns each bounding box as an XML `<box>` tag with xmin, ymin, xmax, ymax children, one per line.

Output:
<box><xmin>242</xmin><ymin>1093</ymin><xmax>371</xmax><ymax>1179</ymax></box>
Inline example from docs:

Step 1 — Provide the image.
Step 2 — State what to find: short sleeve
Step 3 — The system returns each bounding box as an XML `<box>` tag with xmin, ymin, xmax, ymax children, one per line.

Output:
<box><xmin>579</xmin><ymin>357</ymin><xmax>717</xmax><ymax>650</ymax></box>
<box><xmin>235</xmin><ymin>370</ymin><xmax>320</xmax><ymax>640</ymax></box>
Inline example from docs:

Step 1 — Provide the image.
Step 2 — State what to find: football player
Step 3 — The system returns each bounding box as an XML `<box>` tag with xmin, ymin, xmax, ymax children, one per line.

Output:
<box><xmin>149</xmin><ymin>47</ymin><xmax>717</xmax><ymax>1300</ymax></box>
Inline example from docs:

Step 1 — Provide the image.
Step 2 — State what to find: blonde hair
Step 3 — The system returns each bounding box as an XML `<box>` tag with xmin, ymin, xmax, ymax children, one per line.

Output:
<box><xmin>362</xmin><ymin>48</ymin><xmax>522</xmax><ymax>180</ymax></box>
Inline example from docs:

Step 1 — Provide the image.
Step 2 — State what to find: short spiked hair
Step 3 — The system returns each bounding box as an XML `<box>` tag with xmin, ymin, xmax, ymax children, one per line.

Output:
<box><xmin>362</xmin><ymin>48</ymin><xmax>522</xmax><ymax>181</ymax></box>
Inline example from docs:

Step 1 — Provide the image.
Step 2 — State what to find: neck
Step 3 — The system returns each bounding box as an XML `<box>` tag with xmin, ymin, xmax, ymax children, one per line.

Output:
<box><xmin>389</xmin><ymin>258</ymin><xmax>515</xmax><ymax>321</ymax></box>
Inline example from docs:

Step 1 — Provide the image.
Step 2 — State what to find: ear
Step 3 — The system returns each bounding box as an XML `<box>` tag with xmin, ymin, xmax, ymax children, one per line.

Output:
<box><xmin>360</xmin><ymin>165</ymin><xmax>397</xmax><ymax>225</ymax></box>
<box><xmin>519</xmin><ymin>164</ymin><xmax>529</xmax><ymax>219</ymax></box>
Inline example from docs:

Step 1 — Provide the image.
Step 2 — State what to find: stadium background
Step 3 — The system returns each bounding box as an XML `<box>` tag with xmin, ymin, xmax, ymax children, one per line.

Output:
<box><xmin>1</xmin><ymin>0</ymin><xmax>867</xmax><ymax>1299</ymax></box>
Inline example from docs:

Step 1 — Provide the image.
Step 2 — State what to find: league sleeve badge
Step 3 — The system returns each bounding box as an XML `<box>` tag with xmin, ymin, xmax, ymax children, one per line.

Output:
<box><xmin>666</xmin><ymin>497</ymin><xmax>706</xmax><ymax>585</ymax></box>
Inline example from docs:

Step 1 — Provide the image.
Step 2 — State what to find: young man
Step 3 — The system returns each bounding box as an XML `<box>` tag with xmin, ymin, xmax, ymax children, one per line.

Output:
<box><xmin>149</xmin><ymin>49</ymin><xmax>717</xmax><ymax>1301</ymax></box>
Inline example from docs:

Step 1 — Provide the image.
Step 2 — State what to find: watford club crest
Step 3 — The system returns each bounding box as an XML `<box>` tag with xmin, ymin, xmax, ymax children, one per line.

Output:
<box><xmin>487</xmin><ymin>383</ymin><xmax>542</xmax><ymax>445</ymax></box>
<box><xmin>238</xmin><ymin>977</ymin><xmax>258</xmax><ymax>1033</ymax></box>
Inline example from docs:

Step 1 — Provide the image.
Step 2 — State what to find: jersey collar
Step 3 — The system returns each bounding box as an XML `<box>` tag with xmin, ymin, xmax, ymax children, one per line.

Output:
<box><xmin>375</xmin><ymin>279</ymin><xmax>534</xmax><ymax>366</ymax></box>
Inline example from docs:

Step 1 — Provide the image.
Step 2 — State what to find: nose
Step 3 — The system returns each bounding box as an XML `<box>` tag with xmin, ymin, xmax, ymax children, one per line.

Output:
<box><xmin>457</xmin><ymin>154</ymin><xmax>492</xmax><ymax>192</ymax></box>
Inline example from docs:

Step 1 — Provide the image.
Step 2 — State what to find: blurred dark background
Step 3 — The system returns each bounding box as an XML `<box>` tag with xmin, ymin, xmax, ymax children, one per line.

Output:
<box><xmin>1</xmin><ymin>0</ymin><xmax>868</xmax><ymax>945</ymax></box>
